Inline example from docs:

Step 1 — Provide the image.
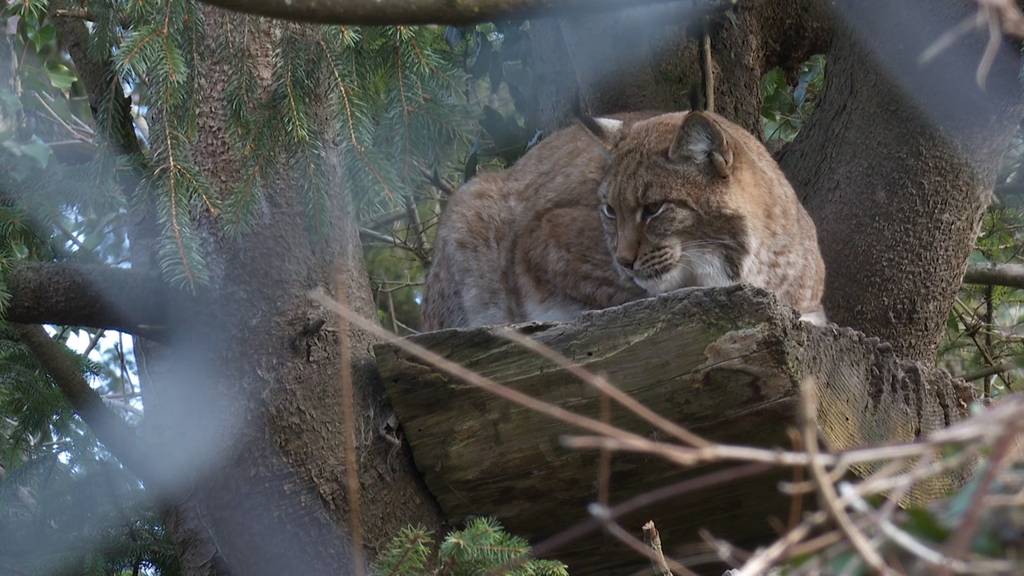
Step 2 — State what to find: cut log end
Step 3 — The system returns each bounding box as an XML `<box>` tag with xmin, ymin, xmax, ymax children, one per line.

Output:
<box><xmin>375</xmin><ymin>286</ymin><xmax>974</xmax><ymax>575</ymax></box>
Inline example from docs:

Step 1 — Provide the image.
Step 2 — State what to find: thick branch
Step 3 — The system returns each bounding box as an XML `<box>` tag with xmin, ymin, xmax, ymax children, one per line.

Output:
<box><xmin>198</xmin><ymin>0</ymin><xmax>696</xmax><ymax>25</ymax></box>
<box><xmin>5</xmin><ymin>262</ymin><xmax>177</xmax><ymax>337</ymax></box>
<box><xmin>51</xmin><ymin>0</ymin><xmax>139</xmax><ymax>157</ymax></box>
<box><xmin>12</xmin><ymin>324</ymin><xmax>154</xmax><ymax>481</ymax></box>
<box><xmin>961</xmin><ymin>360</ymin><xmax>1015</xmax><ymax>382</ymax></box>
<box><xmin>963</xmin><ymin>263</ymin><xmax>1024</xmax><ymax>289</ymax></box>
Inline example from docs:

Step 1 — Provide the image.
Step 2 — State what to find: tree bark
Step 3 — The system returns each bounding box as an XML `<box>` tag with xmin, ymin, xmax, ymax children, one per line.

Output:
<box><xmin>121</xmin><ymin>10</ymin><xmax>442</xmax><ymax>575</ymax></box>
<box><xmin>780</xmin><ymin>1</ymin><xmax>1024</xmax><ymax>363</ymax></box>
<box><xmin>527</xmin><ymin>0</ymin><xmax>831</xmax><ymax>136</ymax></box>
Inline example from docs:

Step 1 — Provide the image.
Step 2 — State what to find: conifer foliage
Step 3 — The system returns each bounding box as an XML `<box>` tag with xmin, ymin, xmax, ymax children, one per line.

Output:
<box><xmin>97</xmin><ymin>0</ymin><xmax>471</xmax><ymax>289</ymax></box>
<box><xmin>0</xmin><ymin>1</ymin><xmax>474</xmax><ymax>572</ymax></box>
<box><xmin>373</xmin><ymin>517</ymin><xmax>568</xmax><ymax>576</ymax></box>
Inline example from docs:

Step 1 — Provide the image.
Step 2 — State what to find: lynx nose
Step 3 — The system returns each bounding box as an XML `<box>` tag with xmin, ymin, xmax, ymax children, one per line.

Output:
<box><xmin>616</xmin><ymin>253</ymin><xmax>636</xmax><ymax>270</ymax></box>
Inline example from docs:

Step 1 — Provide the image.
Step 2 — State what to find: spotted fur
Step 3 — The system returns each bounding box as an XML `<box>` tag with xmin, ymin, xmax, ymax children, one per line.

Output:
<box><xmin>422</xmin><ymin>111</ymin><xmax>825</xmax><ymax>330</ymax></box>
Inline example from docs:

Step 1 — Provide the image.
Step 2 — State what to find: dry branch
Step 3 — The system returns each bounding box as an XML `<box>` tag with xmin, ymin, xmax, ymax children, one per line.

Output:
<box><xmin>643</xmin><ymin>521</ymin><xmax>676</xmax><ymax>576</ymax></box>
<box><xmin>373</xmin><ymin>286</ymin><xmax>974</xmax><ymax>574</ymax></box>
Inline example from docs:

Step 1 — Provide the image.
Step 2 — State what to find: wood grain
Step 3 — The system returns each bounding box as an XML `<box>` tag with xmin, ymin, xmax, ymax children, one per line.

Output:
<box><xmin>376</xmin><ymin>286</ymin><xmax>974</xmax><ymax>575</ymax></box>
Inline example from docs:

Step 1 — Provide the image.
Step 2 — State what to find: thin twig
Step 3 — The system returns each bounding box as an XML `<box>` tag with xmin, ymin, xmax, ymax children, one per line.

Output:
<box><xmin>961</xmin><ymin>360</ymin><xmax>1015</xmax><ymax>382</ymax></box>
<box><xmin>642</xmin><ymin>521</ymin><xmax>675</xmax><ymax>576</ymax></box>
<box><xmin>83</xmin><ymin>329</ymin><xmax>105</xmax><ymax>357</ymax></box>
<box><xmin>944</xmin><ymin>421</ymin><xmax>1021</xmax><ymax>561</ymax></box>
<box><xmin>333</xmin><ymin>277</ymin><xmax>366</xmax><ymax>576</ymax></box>
<box><xmin>702</xmin><ymin>28</ymin><xmax>714</xmax><ymax>113</ymax></box>
<box><xmin>497</xmin><ymin>329</ymin><xmax>711</xmax><ymax>448</ymax></box>
<box><xmin>311</xmin><ymin>289</ymin><xmax>668</xmax><ymax>455</ymax></box>
<box><xmin>598</xmin><ymin>393</ymin><xmax>612</xmax><ymax>505</ymax></box>
<box><xmin>840</xmin><ymin>483</ymin><xmax>1012</xmax><ymax>575</ymax></box>
<box><xmin>697</xmin><ymin>528</ymin><xmax>747</xmax><ymax>569</ymax></box>
<box><xmin>799</xmin><ymin>379</ymin><xmax>893</xmax><ymax>575</ymax></box>
<box><xmin>735</xmin><ymin>511</ymin><xmax>828</xmax><ymax>576</ymax></box>
<box><xmin>591</xmin><ymin>506</ymin><xmax>697</xmax><ymax>576</ymax></box>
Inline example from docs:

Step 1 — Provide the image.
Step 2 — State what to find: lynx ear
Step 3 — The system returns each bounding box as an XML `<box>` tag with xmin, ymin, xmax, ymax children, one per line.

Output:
<box><xmin>578</xmin><ymin>116</ymin><xmax>623</xmax><ymax>148</ymax></box>
<box><xmin>573</xmin><ymin>94</ymin><xmax>623</xmax><ymax>148</ymax></box>
<box><xmin>668</xmin><ymin>112</ymin><xmax>733</xmax><ymax>178</ymax></box>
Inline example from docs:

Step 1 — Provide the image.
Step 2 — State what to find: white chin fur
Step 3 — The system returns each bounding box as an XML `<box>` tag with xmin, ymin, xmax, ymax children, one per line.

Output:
<box><xmin>633</xmin><ymin>265</ymin><xmax>689</xmax><ymax>294</ymax></box>
<box><xmin>631</xmin><ymin>250</ymin><xmax>733</xmax><ymax>294</ymax></box>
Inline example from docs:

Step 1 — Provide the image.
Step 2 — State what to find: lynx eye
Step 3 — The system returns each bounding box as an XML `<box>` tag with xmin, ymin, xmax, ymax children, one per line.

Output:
<box><xmin>601</xmin><ymin>204</ymin><xmax>617</xmax><ymax>219</ymax></box>
<box><xmin>641</xmin><ymin>202</ymin><xmax>666</xmax><ymax>221</ymax></box>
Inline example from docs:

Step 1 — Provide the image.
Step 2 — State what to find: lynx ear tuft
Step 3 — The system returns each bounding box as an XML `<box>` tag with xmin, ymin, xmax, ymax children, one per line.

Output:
<box><xmin>578</xmin><ymin>116</ymin><xmax>623</xmax><ymax>148</ymax></box>
<box><xmin>573</xmin><ymin>93</ymin><xmax>623</xmax><ymax>148</ymax></box>
<box><xmin>668</xmin><ymin>112</ymin><xmax>733</xmax><ymax>178</ymax></box>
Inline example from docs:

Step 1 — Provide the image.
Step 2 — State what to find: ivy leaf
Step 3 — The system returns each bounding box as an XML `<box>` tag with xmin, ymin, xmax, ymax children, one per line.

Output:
<box><xmin>3</xmin><ymin>136</ymin><xmax>51</xmax><ymax>172</ymax></box>
<box><xmin>45</xmin><ymin>62</ymin><xmax>77</xmax><ymax>92</ymax></box>
<box><xmin>26</xmin><ymin>23</ymin><xmax>55</xmax><ymax>52</ymax></box>
<box><xmin>17</xmin><ymin>137</ymin><xmax>51</xmax><ymax>168</ymax></box>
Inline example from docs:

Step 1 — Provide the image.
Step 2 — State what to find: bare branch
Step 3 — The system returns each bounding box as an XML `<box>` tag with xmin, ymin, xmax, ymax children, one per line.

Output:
<box><xmin>960</xmin><ymin>359</ymin><xmax>1017</xmax><ymax>381</ymax></box>
<box><xmin>642</xmin><ymin>521</ymin><xmax>675</xmax><ymax>576</ymax></box>
<box><xmin>524</xmin><ymin>463</ymin><xmax>773</xmax><ymax>568</ymax></box>
<box><xmin>334</xmin><ymin>274</ymin><xmax>367</xmax><ymax>576</ymax></box>
<box><xmin>50</xmin><ymin>0</ymin><xmax>139</xmax><ymax>158</ymax></box>
<box><xmin>197</xmin><ymin>0</ymin><xmax>705</xmax><ymax>25</ymax></box>
<box><xmin>963</xmin><ymin>263</ymin><xmax>1024</xmax><ymax>289</ymax></box>
<box><xmin>497</xmin><ymin>328</ymin><xmax>712</xmax><ymax>448</ymax></box>
<box><xmin>799</xmin><ymin>379</ymin><xmax>893</xmax><ymax>575</ymax></box>
<box><xmin>590</xmin><ymin>506</ymin><xmax>697</xmax><ymax>576</ymax></box>
<box><xmin>943</xmin><ymin>422</ymin><xmax>1021</xmax><ymax>562</ymax></box>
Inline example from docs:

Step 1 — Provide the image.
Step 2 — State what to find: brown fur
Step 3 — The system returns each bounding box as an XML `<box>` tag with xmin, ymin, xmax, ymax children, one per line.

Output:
<box><xmin>423</xmin><ymin>111</ymin><xmax>825</xmax><ymax>330</ymax></box>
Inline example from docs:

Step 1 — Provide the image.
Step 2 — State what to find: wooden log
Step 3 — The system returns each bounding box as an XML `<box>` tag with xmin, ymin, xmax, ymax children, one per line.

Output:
<box><xmin>374</xmin><ymin>286</ymin><xmax>974</xmax><ymax>575</ymax></box>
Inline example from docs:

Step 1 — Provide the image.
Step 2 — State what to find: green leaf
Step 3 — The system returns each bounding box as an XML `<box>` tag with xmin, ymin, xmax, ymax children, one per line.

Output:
<box><xmin>18</xmin><ymin>137</ymin><xmax>51</xmax><ymax>168</ymax></box>
<box><xmin>903</xmin><ymin>507</ymin><xmax>951</xmax><ymax>542</ymax></box>
<box><xmin>10</xmin><ymin>243</ymin><xmax>28</xmax><ymax>260</ymax></box>
<box><xmin>26</xmin><ymin>23</ymin><xmax>56</xmax><ymax>52</ymax></box>
<box><xmin>45</xmin><ymin>62</ymin><xmax>77</xmax><ymax>92</ymax></box>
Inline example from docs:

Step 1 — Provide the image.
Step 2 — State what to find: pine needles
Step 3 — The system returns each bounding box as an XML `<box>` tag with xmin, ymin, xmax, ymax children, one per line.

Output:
<box><xmin>373</xmin><ymin>517</ymin><xmax>569</xmax><ymax>576</ymax></box>
<box><xmin>82</xmin><ymin>1</ymin><xmax>472</xmax><ymax>290</ymax></box>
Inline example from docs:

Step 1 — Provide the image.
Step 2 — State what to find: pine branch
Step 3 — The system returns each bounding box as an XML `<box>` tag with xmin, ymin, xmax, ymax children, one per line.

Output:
<box><xmin>198</xmin><ymin>0</ymin><xmax>696</xmax><ymax>25</ymax></box>
<box><xmin>50</xmin><ymin>0</ymin><xmax>141</xmax><ymax>158</ymax></box>
<box><xmin>4</xmin><ymin>262</ymin><xmax>179</xmax><ymax>338</ymax></box>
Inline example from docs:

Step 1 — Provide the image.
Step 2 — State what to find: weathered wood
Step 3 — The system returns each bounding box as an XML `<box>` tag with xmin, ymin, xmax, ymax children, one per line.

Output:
<box><xmin>375</xmin><ymin>286</ymin><xmax>974</xmax><ymax>575</ymax></box>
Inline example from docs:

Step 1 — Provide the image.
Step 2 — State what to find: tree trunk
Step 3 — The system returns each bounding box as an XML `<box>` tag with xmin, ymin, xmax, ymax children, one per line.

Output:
<box><xmin>129</xmin><ymin>10</ymin><xmax>441</xmax><ymax>575</ymax></box>
<box><xmin>535</xmin><ymin>0</ymin><xmax>1024</xmax><ymax>364</ymax></box>
<box><xmin>527</xmin><ymin>0</ymin><xmax>829</xmax><ymax>136</ymax></box>
<box><xmin>780</xmin><ymin>1</ymin><xmax>1024</xmax><ymax>363</ymax></box>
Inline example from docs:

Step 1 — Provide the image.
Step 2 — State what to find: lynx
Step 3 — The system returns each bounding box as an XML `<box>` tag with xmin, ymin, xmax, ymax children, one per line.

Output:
<box><xmin>422</xmin><ymin>110</ymin><xmax>825</xmax><ymax>330</ymax></box>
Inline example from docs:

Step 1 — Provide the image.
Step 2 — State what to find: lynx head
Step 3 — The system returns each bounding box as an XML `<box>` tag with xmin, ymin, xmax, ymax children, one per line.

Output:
<box><xmin>581</xmin><ymin>111</ymin><xmax>752</xmax><ymax>294</ymax></box>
